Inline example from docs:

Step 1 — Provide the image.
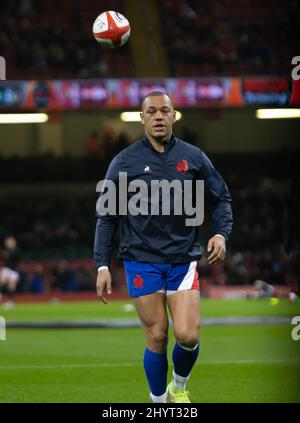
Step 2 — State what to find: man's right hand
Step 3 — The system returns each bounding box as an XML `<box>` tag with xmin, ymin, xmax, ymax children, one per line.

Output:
<box><xmin>96</xmin><ymin>269</ymin><xmax>112</xmax><ymax>304</ymax></box>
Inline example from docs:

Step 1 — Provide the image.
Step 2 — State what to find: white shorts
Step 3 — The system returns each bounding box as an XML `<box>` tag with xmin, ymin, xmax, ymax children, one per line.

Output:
<box><xmin>0</xmin><ymin>267</ymin><xmax>19</xmax><ymax>285</ymax></box>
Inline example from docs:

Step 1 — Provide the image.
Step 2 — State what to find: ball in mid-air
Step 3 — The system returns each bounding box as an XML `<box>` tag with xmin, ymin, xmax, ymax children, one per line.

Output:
<box><xmin>93</xmin><ymin>11</ymin><xmax>130</xmax><ymax>48</ymax></box>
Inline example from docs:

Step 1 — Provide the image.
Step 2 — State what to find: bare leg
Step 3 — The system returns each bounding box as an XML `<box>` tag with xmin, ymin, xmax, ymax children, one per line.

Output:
<box><xmin>167</xmin><ymin>290</ymin><xmax>200</xmax><ymax>394</ymax></box>
<box><xmin>133</xmin><ymin>292</ymin><xmax>169</xmax><ymax>352</ymax></box>
<box><xmin>134</xmin><ymin>292</ymin><xmax>169</xmax><ymax>402</ymax></box>
<box><xmin>167</xmin><ymin>290</ymin><xmax>200</xmax><ymax>347</ymax></box>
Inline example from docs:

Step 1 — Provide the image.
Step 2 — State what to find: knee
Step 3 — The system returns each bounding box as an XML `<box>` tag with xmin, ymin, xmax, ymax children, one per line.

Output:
<box><xmin>7</xmin><ymin>280</ymin><xmax>17</xmax><ymax>291</ymax></box>
<box><xmin>151</xmin><ymin>326</ymin><xmax>168</xmax><ymax>345</ymax></box>
<box><xmin>147</xmin><ymin>325</ymin><xmax>168</xmax><ymax>351</ymax></box>
<box><xmin>176</xmin><ymin>334</ymin><xmax>199</xmax><ymax>348</ymax></box>
<box><xmin>174</xmin><ymin>325</ymin><xmax>200</xmax><ymax>348</ymax></box>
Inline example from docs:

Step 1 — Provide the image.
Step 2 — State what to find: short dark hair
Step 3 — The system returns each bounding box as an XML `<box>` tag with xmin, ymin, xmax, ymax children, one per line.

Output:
<box><xmin>141</xmin><ymin>91</ymin><xmax>173</xmax><ymax>110</ymax></box>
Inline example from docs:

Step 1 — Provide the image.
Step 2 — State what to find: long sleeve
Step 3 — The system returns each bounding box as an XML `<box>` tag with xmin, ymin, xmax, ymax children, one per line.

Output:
<box><xmin>199</xmin><ymin>151</ymin><xmax>233</xmax><ymax>240</ymax></box>
<box><xmin>93</xmin><ymin>154</ymin><xmax>123</xmax><ymax>268</ymax></box>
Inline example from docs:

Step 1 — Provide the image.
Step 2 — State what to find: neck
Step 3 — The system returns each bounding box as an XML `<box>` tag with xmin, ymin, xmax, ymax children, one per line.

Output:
<box><xmin>146</xmin><ymin>134</ymin><xmax>171</xmax><ymax>153</ymax></box>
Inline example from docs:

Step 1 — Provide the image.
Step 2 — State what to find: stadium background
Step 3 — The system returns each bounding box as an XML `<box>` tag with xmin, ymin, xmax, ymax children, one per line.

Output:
<box><xmin>0</xmin><ymin>0</ymin><xmax>300</xmax><ymax>403</ymax></box>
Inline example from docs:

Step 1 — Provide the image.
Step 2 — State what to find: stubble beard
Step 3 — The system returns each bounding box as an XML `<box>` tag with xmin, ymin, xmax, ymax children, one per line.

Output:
<box><xmin>151</xmin><ymin>129</ymin><xmax>171</xmax><ymax>144</ymax></box>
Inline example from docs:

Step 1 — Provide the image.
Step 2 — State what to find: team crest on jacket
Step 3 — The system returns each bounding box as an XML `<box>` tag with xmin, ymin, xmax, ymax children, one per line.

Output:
<box><xmin>176</xmin><ymin>159</ymin><xmax>188</xmax><ymax>174</ymax></box>
<box><xmin>133</xmin><ymin>274</ymin><xmax>144</xmax><ymax>288</ymax></box>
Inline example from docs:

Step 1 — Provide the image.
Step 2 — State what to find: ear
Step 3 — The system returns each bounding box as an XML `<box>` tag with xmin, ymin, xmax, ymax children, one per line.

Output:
<box><xmin>140</xmin><ymin>112</ymin><xmax>144</xmax><ymax>125</ymax></box>
<box><xmin>173</xmin><ymin>110</ymin><xmax>177</xmax><ymax>123</ymax></box>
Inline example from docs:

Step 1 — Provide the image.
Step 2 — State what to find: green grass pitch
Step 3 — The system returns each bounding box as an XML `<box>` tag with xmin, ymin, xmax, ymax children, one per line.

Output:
<box><xmin>0</xmin><ymin>298</ymin><xmax>300</xmax><ymax>403</ymax></box>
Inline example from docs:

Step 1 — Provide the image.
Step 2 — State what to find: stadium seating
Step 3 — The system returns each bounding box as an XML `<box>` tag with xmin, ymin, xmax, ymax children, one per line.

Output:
<box><xmin>0</xmin><ymin>0</ymin><xmax>133</xmax><ymax>79</ymax></box>
<box><xmin>1</xmin><ymin>0</ymin><xmax>299</xmax><ymax>78</ymax></box>
<box><xmin>158</xmin><ymin>0</ymin><xmax>300</xmax><ymax>76</ymax></box>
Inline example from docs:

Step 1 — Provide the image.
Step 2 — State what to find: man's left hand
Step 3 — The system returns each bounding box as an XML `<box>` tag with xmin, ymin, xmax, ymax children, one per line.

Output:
<box><xmin>207</xmin><ymin>235</ymin><xmax>226</xmax><ymax>265</ymax></box>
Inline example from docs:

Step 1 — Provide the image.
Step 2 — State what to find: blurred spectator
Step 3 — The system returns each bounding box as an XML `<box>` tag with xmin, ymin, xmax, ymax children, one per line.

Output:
<box><xmin>115</xmin><ymin>132</ymin><xmax>131</xmax><ymax>152</ymax></box>
<box><xmin>253</xmin><ymin>279</ymin><xmax>275</xmax><ymax>299</ymax></box>
<box><xmin>0</xmin><ymin>236</ymin><xmax>21</xmax><ymax>306</ymax></box>
<box><xmin>0</xmin><ymin>236</ymin><xmax>21</xmax><ymax>270</ymax></box>
<box><xmin>86</xmin><ymin>131</ymin><xmax>100</xmax><ymax>156</ymax></box>
<box><xmin>30</xmin><ymin>264</ymin><xmax>45</xmax><ymax>293</ymax></box>
<box><xmin>102</xmin><ymin>127</ymin><xmax>118</xmax><ymax>162</ymax></box>
<box><xmin>0</xmin><ymin>265</ymin><xmax>20</xmax><ymax>308</ymax></box>
<box><xmin>283</xmin><ymin>240</ymin><xmax>300</xmax><ymax>296</ymax></box>
<box><xmin>54</xmin><ymin>259</ymin><xmax>77</xmax><ymax>292</ymax></box>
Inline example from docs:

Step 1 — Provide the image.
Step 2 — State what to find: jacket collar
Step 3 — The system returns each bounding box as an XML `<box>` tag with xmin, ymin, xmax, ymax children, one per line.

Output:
<box><xmin>142</xmin><ymin>134</ymin><xmax>176</xmax><ymax>154</ymax></box>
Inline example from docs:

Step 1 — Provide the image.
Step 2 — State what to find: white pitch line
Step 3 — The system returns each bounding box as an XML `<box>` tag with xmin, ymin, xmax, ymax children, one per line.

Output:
<box><xmin>201</xmin><ymin>358</ymin><xmax>300</xmax><ymax>364</ymax></box>
<box><xmin>0</xmin><ymin>358</ymin><xmax>299</xmax><ymax>370</ymax></box>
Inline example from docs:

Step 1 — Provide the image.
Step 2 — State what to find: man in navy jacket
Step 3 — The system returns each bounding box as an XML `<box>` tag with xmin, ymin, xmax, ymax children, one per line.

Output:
<box><xmin>94</xmin><ymin>91</ymin><xmax>233</xmax><ymax>403</ymax></box>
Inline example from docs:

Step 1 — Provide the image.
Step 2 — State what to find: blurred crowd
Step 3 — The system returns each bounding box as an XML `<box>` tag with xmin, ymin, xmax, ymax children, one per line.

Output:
<box><xmin>0</xmin><ymin>235</ymin><xmax>125</xmax><ymax>296</ymax></box>
<box><xmin>85</xmin><ymin>129</ymin><xmax>132</xmax><ymax>162</ymax></box>
<box><xmin>1</xmin><ymin>0</ymin><xmax>299</xmax><ymax>78</ymax></box>
<box><xmin>0</xmin><ymin>0</ymin><xmax>131</xmax><ymax>79</ymax></box>
<box><xmin>159</xmin><ymin>0</ymin><xmax>300</xmax><ymax>75</ymax></box>
<box><xmin>200</xmin><ymin>176</ymin><xmax>300</xmax><ymax>293</ymax></box>
<box><xmin>0</xmin><ymin>129</ymin><xmax>133</xmax><ymax>182</ymax></box>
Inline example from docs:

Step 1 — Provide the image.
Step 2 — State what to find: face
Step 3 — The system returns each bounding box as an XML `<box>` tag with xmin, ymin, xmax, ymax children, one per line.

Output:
<box><xmin>140</xmin><ymin>94</ymin><xmax>176</xmax><ymax>143</ymax></box>
<box><xmin>4</xmin><ymin>236</ymin><xmax>16</xmax><ymax>250</ymax></box>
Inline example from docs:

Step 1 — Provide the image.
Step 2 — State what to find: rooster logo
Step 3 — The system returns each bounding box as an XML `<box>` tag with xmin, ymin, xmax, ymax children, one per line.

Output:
<box><xmin>176</xmin><ymin>160</ymin><xmax>188</xmax><ymax>174</ymax></box>
<box><xmin>133</xmin><ymin>274</ymin><xmax>144</xmax><ymax>289</ymax></box>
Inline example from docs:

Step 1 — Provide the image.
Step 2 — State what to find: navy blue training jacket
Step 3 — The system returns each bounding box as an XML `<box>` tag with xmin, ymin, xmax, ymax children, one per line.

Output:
<box><xmin>94</xmin><ymin>135</ymin><xmax>233</xmax><ymax>268</ymax></box>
